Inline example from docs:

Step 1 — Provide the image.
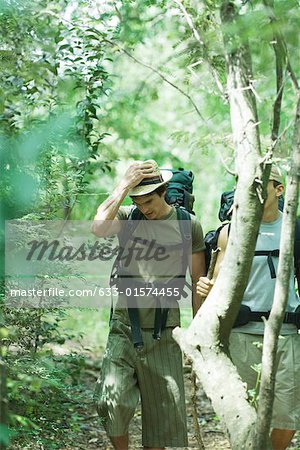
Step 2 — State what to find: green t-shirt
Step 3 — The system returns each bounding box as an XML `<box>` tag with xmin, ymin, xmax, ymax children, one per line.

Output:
<box><xmin>112</xmin><ymin>206</ymin><xmax>205</xmax><ymax>328</ymax></box>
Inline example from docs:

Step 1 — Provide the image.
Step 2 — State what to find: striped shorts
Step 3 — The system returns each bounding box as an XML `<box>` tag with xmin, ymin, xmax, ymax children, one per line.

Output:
<box><xmin>94</xmin><ymin>319</ymin><xmax>188</xmax><ymax>448</ymax></box>
<box><xmin>230</xmin><ymin>332</ymin><xmax>300</xmax><ymax>430</ymax></box>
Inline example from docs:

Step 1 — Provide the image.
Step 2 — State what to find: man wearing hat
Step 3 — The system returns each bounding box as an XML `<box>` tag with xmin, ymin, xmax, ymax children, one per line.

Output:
<box><xmin>197</xmin><ymin>165</ymin><xmax>300</xmax><ymax>450</ymax></box>
<box><xmin>92</xmin><ymin>160</ymin><xmax>206</xmax><ymax>449</ymax></box>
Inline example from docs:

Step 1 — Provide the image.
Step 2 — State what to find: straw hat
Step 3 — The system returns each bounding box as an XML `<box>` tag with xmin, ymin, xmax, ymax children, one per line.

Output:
<box><xmin>129</xmin><ymin>160</ymin><xmax>173</xmax><ymax>197</ymax></box>
<box><xmin>269</xmin><ymin>165</ymin><xmax>283</xmax><ymax>184</ymax></box>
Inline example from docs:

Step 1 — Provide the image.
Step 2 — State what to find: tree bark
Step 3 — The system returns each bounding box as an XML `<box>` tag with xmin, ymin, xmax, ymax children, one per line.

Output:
<box><xmin>175</xmin><ymin>2</ymin><xmax>299</xmax><ymax>449</ymax></box>
<box><xmin>253</xmin><ymin>94</ymin><xmax>300</xmax><ymax>449</ymax></box>
<box><xmin>174</xmin><ymin>2</ymin><xmax>273</xmax><ymax>449</ymax></box>
<box><xmin>263</xmin><ymin>0</ymin><xmax>285</xmax><ymax>143</ymax></box>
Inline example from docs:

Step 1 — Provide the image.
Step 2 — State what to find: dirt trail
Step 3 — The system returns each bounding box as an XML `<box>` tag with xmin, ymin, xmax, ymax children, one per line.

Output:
<box><xmin>67</xmin><ymin>357</ymin><xmax>231</xmax><ymax>450</ymax></box>
<box><xmin>11</xmin><ymin>344</ymin><xmax>299</xmax><ymax>450</ymax></box>
<box><xmin>64</xmin><ymin>354</ymin><xmax>299</xmax><ymax>450</ymax></box>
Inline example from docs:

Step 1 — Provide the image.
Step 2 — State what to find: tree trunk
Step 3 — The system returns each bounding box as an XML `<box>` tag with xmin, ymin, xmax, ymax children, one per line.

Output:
<box><xmin>175</xmin><ymin>2</ymin><xmax>298</xmax><ymax>448</ymax></box>
<box><xmin>174</xmin><ymin>1</ymin><xmax>273</xmax><ymax>449</ymax></box>
<box><xmin>253</xmin><ymin>94</ymin><xmax>300</xmax><ymax>449</ymax></box>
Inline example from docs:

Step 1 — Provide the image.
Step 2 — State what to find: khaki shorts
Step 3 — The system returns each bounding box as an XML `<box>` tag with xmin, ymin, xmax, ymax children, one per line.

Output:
<box><xmin>230</xmin><ymin>332</ymin><xmax>300</xmax><ymax>430</ymax></box>
<box><xmin>94</xmin><ymin>319</ymin><xmax>188</xmax><ymax>448</ymax></box>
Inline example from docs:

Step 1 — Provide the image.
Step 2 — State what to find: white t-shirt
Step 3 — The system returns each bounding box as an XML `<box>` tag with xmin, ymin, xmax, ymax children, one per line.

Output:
<box><xmin>233</xmin><ymin>213</ymin><xmax>299</xmax><ymax>335</ymax></box>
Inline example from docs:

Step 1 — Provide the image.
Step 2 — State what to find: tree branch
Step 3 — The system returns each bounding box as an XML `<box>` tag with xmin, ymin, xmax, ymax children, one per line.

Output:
<box><xmin>269</xmin><ymin>119</ymin><xmax>294</xmax><ymax>152</ymax></box>
<box><xmin>102</xmin><ymin>38</ymin><xmax>206</xmax><ymax>121</ymax></box>
<box><xmin>263</xmin><ymin>0</ymin><xmax>299</xmax><ymax>144</ymax></box>
<box><xmin>271</xmin><ymin>47</ymin><xmax>284</xmax><ymax>142</ymax></box>
<box><xmin>286</xmin><ymin>60</ymin><xmax>299</xmax><ymax>92</ymax></box>
<box><xmin>217</xmin><ymin>151</ymin><xmax>236</xmax><ymax>175</ymax></box>
<box><xmin>190</xmin><ymin>370</ymin><xmax>206</xmax><ymax>450</ymax></box>
<box><xmin>173</xmin><ymin>0</ymin><xmax>225</xmax><ymax>98</ymax></box>
<box><xmin>38</xmin><ymin>10</ymin><xmax>206</xmax><ymax>121</ymax></box>
<box><xmin>262</xmin><ymin>0</ymin><xmax>286</xmax><ymax>142</ymax></box>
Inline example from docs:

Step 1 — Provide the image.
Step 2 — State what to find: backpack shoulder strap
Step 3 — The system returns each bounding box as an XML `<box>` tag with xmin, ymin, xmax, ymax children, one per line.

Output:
<box><xmin>204</xmin><ymin>222</ymin><xmax>229</xmax><ymax>275</ymax></box>
<box><xmin>111</xmin><ymin>206</ymin><xmax>144</xmax><ymax>346</ymax></box>
<box><xmin>119</xmin><ymin>207</ymin><xmax>143</xmax><ymax>247</ymax></box>
<box><xmin>213</xmin><ymin>223</ymin><xmax>230</xmax><ymax>249</ymax></box>
<box><xmin>129</xmin><ymin>207</ymin><xmax>143</xmax><ymax>221</ymax></box>
<box><xmin>175</xmin><ymin>207</ymin><xmax>191</xmax><ymax>275</ymax></box>
<box><xmin>111</xmin><ymin>206</ymin><xmax>143</xmax><ymax>285</ymax></box>
<box><xmin>176</xmin><ymin>207</ymin><xmax>191</xmax><ymax>240</ymax></box>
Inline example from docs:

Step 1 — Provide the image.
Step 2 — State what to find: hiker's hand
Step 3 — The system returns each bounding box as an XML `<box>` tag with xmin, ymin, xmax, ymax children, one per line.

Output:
<box><xmin>196</xmin><ymin>277</ymin><xmax>214</xmax><ymax>298</ymax></box>
<box><xmin>121</xmin><ymin>161</ymin><xmax>155</xmax><ymax>190</ymax></box>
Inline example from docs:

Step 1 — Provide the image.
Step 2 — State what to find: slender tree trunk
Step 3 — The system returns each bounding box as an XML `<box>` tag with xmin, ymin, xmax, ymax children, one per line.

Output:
<box><xmin>174</xmin><ymin>1</ymin><xmax>272</xmax><ymax>448</ymax></box>
<box><xmin>175</xmin><ymin>2</ymin><xmax>298</xmax><ymax>449</ymax></box>
<box><xmin>263</xmin><ymin>0</ymin><xmax>285</xmax><ymax>143</ymax></box>
<box><xmin>253</xmin><ymin>94</ymin><xmax>300</xmax><ymax>449</ymax></box>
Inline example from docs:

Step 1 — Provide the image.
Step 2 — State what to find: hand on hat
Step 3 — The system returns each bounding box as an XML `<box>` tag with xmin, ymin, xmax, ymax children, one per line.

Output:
<box><xmin>122</xmin><ymin>161</ymin><xmax>156</xmax><ymax>191</ymax></box>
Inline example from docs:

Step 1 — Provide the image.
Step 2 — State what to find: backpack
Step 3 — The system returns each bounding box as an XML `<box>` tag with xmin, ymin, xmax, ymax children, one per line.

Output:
<box><xmin>204</xmin><ymin>190</ymin><xmax>233</xmax><ymax>272</ymax></box>
<box><xmin>110</xmin><ymin>167</ymin><xmax>195</xmax><ymax>347</ymax></box>
<box><xmin>165</xmin><ymin>168</ymin><xmax>195</xmax><ymax>214</ymax></box>
<box><xmin>204</xmin><ymin>189</ymin><xmax>300</xmax><ymax>291</ymax></box>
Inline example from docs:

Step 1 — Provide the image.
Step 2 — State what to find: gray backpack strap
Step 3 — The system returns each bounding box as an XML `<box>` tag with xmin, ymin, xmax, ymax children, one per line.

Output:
<box><xmin>109</xmin><ymin>208</ymin><xmax>144</xmax><ymax>344</ymax></box>
<box><xmin>127</xmin><ymin>301</ymin><xmax>143</xmax><ymax>349</ymax></box>
<box><xmin>176</xmin><ymin>207</ymin><xmax>191</xmax><ymax>275</ymax></box>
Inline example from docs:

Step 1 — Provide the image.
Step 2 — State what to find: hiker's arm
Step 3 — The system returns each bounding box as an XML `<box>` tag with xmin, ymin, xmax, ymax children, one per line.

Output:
<box><xmin>191</xmin><ymin>251</ymin><xmax>206</xmax><ymax>316</ymax></box>
<box><xmin>92</xmin><ymin>162</ymin><xmax>154</xmax><ymax>237</ymax></box>
<box><xmin>196</xmin><ymin>224</ymin><xmax>229</xmax><ymax>300</ymax></box>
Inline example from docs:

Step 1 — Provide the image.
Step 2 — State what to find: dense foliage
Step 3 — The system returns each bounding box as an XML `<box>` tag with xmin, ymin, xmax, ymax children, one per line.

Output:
<box><xmin>0</xmin><ymin>0</ymin><xmax>299</xmax><ymax>448</ymax></box>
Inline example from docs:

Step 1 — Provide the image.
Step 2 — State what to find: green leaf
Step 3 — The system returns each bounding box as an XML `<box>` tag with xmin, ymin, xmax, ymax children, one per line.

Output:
<box><xmin>58</xmin><ymin>44</ymin><xmax>70</xmax><ymax>50</ymax></box>
<box><xmin>0</xmin><ymin>327</ymin><xmax>9</xmax><ymax>338</ymax></box>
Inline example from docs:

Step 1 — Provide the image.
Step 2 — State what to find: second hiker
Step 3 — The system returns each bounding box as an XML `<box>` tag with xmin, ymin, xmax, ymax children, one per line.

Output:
<box><xmin>197</xmin><ymin>165</ymin><xmax>300</xmax><ymax>450</ymax></box>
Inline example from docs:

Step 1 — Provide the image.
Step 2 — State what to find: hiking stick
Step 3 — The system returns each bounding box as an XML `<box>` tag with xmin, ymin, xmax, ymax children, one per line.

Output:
<box><xmin>207</xmin><ymin>247</ymin><xmax>220</xmax><ymax>281</ymax></box>
<box><xmin>191</xmin><ymin>369</ymin><xmax>205</xmax><ymax>450</ymax></box>
<box><xmin>190</xmin><ymin>247</ymin><xmax>220</xmax><ymax>449</ymax></box>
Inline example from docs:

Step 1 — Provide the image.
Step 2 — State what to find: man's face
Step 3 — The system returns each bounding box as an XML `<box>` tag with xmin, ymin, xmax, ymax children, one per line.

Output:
<box><xmin>131</xmin><ymin>192</ymin><xmax>165</xmax><ymax>219</ymax></box>
<box><xmin>264</xmin><ymin>181</ymin><xmax>284</xmax><ymax>210</ymax></box>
